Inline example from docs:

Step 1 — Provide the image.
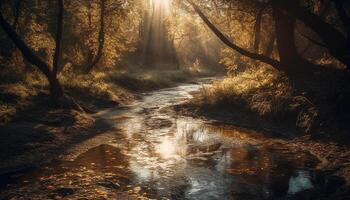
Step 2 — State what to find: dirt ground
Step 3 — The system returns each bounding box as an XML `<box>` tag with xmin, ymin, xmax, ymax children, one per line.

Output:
<box><xmin>0</xmin><ymin>107</ymin><xmax>115</xmax><ymax>177</ymax></box>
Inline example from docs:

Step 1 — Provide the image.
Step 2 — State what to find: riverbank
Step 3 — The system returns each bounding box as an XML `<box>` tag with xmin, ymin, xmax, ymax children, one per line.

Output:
<box><xmin>0</xmin><ymin>78</ymin><xmax>336</xmax><ymax>199</ymax></box>
<box><xmin>173</xmin><ymin>95</ymin><xmax>350</xmax><ymax>198</ymax></box>
<box><xmin>0</xmin><ymin>69</ymin><xmax>210</xmax><ymax>178</ymax></box>
<box><xmin>1</xmin><ymin>77</ymin><xmax>349</xmax><ymax>199</ymax></box>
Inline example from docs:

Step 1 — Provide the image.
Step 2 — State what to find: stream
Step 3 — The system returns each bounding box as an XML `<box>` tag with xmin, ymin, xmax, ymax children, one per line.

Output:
<box><xmin>0</xmin><ymin>78</ymin><xmax>337</xmax><ymax>199</ymax></box>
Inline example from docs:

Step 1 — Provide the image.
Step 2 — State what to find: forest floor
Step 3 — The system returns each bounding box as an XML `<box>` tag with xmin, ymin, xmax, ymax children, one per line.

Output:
<box><xmin>0</xmin><ymin>69</ymin><xmax>214</xmax><ymax>179</ymax></box>
<box><xmin>173</xmin><ymin>94</ymin><xmax>350</xmax><ymax>198</ymax></box>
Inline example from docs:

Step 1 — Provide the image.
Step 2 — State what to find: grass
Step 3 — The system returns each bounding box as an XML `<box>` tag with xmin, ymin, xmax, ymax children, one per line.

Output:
<box><xmin>106</xmin><ymin>69</ymin><xmax>191</xmax><ymax>92</ymax></box>
<box><xmin>0</xmin><ymin>65</ymin><xmax>195</xmax><ymax>123</ymax></box>
<box><xmin>60</xmin><ymin>71</ymin><xmax>134</xmax><ymax>110</ymax></box>
<box><xmin>199</xmin><ymin>67</ymin><xmax>319</xmax><ymax>133</ymax></box>
<box><xmin>0</xmin><ymin>64</ymin><xmax>197</xmax><ymax>172</ymax></box>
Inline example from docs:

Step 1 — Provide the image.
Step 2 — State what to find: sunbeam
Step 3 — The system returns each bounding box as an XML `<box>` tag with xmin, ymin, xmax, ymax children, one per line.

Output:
<box><xmin>150</xmin><ymin>0</ymin><xmax>171</xmax><ymax>13</ymax></box>
<box><xmin>141</xmin><ymin>0</ymin><xmax>178</xmax><ymax>67</ymax></box>
<box><xmin>1</xmin><ymin>0</ymin><xmax>349</xmax><ymax>199</ymax></box>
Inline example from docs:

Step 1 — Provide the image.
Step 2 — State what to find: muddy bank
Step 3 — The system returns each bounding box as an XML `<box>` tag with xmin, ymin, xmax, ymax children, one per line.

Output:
<box><xmin>1</xmin><ymin>79</ymin><xmax>349</xmax><ymax>200</ymax></box>
<box><xmin>0</xmin><ymin>80</ymin><xmax>127</xmax><ymax>177</ymax></box>
<box><xmin>173</xmin><ymin>96</ymin><xmax>350</xmax><ymax>198</ymax></box>
<box><xmin>0</xmin><ymin>109</ymin><xmax>115</xmax><ymax>180</ymax></box>
<box><xmin>0</xmin><ymin>69</ymin><xmax>207</xmax><ymax>177</ymax></box>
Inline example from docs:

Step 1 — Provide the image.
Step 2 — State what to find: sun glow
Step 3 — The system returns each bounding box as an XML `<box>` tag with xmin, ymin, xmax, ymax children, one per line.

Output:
<box><xmin>150</xmin><ymin>0</ymin><xmax>171</xmax><ymax>13</ymax></box>
<box><xmin>157</xmin><ymin>138</ymin><xmax>177</xmax><ymax>159</ymax></box>
<box><xmin>151</xmin><ymin>0</ymin><xmax>170</xmax><ymax>6</ymax></box>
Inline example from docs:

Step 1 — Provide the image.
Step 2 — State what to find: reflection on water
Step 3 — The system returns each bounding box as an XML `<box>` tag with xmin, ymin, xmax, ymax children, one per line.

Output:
<box><xmin>157</xmin><ymin>137</ymin><xmax>179</xmax><ymax>159</ymax></box>
<box><xmin>97</xmin><ymin>81</ymin><xmax>321</xmax><ymax>199</ymax></box>
<box><xmin>0</xmin><ymin>79</ymin><xmax>332</xmax><ymax>199</ymax></box>
<box><xmin>288</xmin><ymin>171</ymin><xmax>314</xmax><ymax>194</ymax></box>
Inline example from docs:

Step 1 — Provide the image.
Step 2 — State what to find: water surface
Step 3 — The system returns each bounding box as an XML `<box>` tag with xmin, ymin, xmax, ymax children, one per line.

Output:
<box><xmin>0</xmin><ymin>78</ymin><xmax>331</xmax><ymax>199</ymax></box>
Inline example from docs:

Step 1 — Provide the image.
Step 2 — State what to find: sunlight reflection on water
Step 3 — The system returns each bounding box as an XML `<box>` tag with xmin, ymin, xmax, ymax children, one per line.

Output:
<box><xmin>1</xmin><ymin>79</ymin><xmax>329</xmax><ymax>200</ymax></box>
<box><xmin>105</xmin><ymin>81</ymin><xmax>321</xmax><ymax>199</ymax></box>
<box><xmin>288</xmin><ymin>170</ymin><xmax>314</xmax><ymax>194</ymax></box>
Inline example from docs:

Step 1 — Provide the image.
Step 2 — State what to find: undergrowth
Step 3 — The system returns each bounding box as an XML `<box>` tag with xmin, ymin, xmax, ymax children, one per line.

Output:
<box><xmin>200</xmin><ymin>67</ymin><xmax>319</xmax><ymax>133</ymax></box>
<box><xmin>0</xmin><ymin>63</ymin><xmax>194</xmax><ymax>123</ymax></box>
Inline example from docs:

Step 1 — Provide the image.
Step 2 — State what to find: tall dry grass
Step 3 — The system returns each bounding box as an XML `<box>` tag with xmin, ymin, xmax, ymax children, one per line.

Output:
<box><xmin>200</xmin><ymin>67</ymin><xmax>318</xmax><ymax>132</ymax></box>
<box><xmin>0</xmin><ymin>64</ymin><xmax>193</xmax><ymax>120</ymax></box>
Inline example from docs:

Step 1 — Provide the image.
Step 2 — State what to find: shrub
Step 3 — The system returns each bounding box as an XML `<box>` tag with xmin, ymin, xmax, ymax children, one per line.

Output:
<box><xmin>200</xmin><ymin>66</ymin><xmax>318</xmax><ymax>133</ymax></box>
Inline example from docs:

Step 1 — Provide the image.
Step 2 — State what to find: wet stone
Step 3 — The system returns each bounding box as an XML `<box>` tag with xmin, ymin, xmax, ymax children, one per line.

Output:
<box><xmin>97</xmin><ymin>180</ymin><xmax>121</xmax><ymax>189</ymax></box>
<box><xmin>145</xmin><ymin>117</ymin><xmax>173</xmax><ymax>129</ymax></box>
<box><xmin>51</xmin><ymin>187</ymin><xmax>75</xmax><ymax>197</ymax></box>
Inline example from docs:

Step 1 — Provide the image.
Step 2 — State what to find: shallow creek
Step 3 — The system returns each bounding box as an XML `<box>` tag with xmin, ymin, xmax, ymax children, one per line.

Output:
<box><xmin>0</xmin><ymin>78</ymin><xmax>336</xmax><ymax>199</ymax></box>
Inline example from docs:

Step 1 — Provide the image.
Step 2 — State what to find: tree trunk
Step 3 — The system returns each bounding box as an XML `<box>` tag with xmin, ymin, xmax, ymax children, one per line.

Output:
<box><xmin>253</xmin><ymin>5</ymin><xmax>266</xmax><ymax>53</ymax></box>
<box><xmin>187</xmin><ymin>0</ymin><xmax>281</xmax><ymax>69</ymax></box>
<box><xmin>188</xmin><ymin>0</ymin><xmax>321</xmax><ymax>78</ymax></box>
<box><xmin>48</xmin><ymin>75</ymin><xmax>64</xmax><ymax>104</ymax></box>
<box><xmin>12</xmin><ymin>0</ymin><xmax>22</xmax><ymax>29</ymax></box>
<box><xmin>264</xmin><ymin>33</ymin><xmax>275</xmax><ymax>57</ymax></box>
<box><xmin>53</xmin><ymin>0</ymin><xmax>64</xmax><ymax>75</ymax></box>
<box><xmin>301</xmin><ymin>0</ymin><xmax>331</xmax><ymax>55</ymax></box>
<box><xmin>272</xmin><ymin>0</ymin><xmax>329</xmax><ymax>75</ymax></box>
<box><xmin>85</xmin><ymin>0</ymin><xmax>105</xmax><ymax>73</ymax></box>
<box><xmin>274</xmin><ymin>0</ymin><xmax>350</xmax><ymax>69</ymax></box>
<box><xmin>0</xmin><ymin>11</ymin><xmax>52</xmax><ymax>77</ymax></box>
<box><xmin>0</xmin><ymin>4</ymin><xmax>64</xmax><ymax>105</ymax></box>
<box><xmin>272</xmin><ymin>1</ymin><xmax>299</xmax><ymax>66</ymax></box>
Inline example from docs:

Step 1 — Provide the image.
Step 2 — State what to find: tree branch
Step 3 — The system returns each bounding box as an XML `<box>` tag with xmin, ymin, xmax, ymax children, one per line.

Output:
<box><xmin>85</xmin><ymin>0</ymin><xmax>105</xmax><ymax>73</ymax></box>
<box><xmin>187</xmin><ymin>0</ymin><xmax>281</xmax><ymax>69</ymax></box>
<box><xmin>300</xmin><ymin>32</ymin><xmax>327</xmax><ymax>48</ymax></box>
<box><xmin>0</xmin><ymin>11</ymin><xmax>52</xmax><ymax>77</ymax></box>
<box><xmin>273</xmin><ymin>0</ymin><xmax>350</xmax><ymax>67</ymax></box>
<box><xmin>300</xmin><ymin>0</ymin><xmax>331</xmax><ymax>55</ymax></box>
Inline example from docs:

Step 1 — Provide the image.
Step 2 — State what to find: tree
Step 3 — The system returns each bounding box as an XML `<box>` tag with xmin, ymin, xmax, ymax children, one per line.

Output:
<box><xmin>53</xmin><ymin>0</ymin><xmax>64</xmax><ymax>75</ymax></box>
<box><xmin>264</xmin><ymin>33</ymin><xmax>275</xmax><ymax>57</ymax></box>
<box><xmin>85</xmin><ymin>0</ymin><xmax>106</xmax><ymax>73</ymax></box>
<box><xmin>252</xmin><ymin>4</ymin><xmax>267</xmax><ymax>53</ymax></box>
<box><xmin>187</xmin><ymin>0</ymin><xmax>281</xmax><ymax>69</ymax></box>
<box><xmin>272</xmin><ymin>0</ymin><xmax>300</xmax><ymax>66</ymax></box>
<box><xmin>188</xmin><ymin>0</ymin><xmax>349</xmax><ymax>76</ymax></box>
<box><xmin>12</xmin><ymin>0</ymin><xmax>21</xmax><ymax>29</ymax></box>
<box><xmin>0</xmin><ymin>0</ymin><xmax>65</xmax><ymax>104</ymax></box>
<box><xmin>300</xmin><ymin>0</ymin><xmax>331</xmax><ymax>55</ymax></box>
<box><xmin>273</xmin><ymin>0</ymin><xmax>350</xmax><ymax>69</ymax></box>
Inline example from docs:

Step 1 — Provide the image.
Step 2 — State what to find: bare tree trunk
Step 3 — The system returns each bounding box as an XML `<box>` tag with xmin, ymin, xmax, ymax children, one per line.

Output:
<box><xmin>85</xmin><ymin>0</ymin><xmax>105</xmax><ymax>73</ymax></box>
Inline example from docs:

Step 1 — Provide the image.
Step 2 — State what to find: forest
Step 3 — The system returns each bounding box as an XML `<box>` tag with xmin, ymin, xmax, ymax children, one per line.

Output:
<box><xmin>0</xmin><ymin>0</ymin><xmax>350</xmax><ymax>199</ymax></box>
